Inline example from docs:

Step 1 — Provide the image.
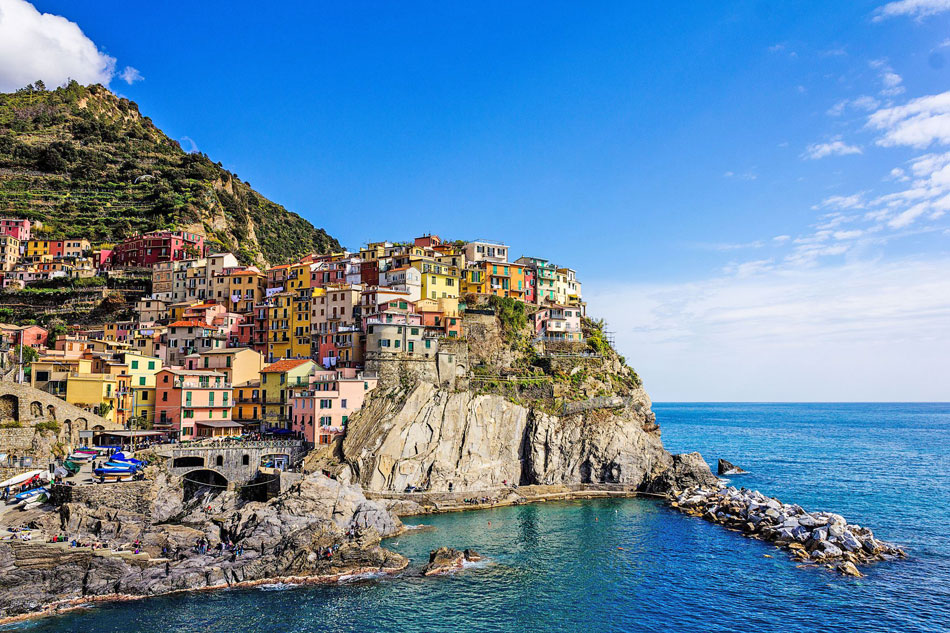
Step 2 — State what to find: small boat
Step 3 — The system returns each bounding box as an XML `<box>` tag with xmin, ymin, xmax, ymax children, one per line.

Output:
<box><xmin>62</xmin><ymin>460</ymin><xmax>81</xmax><ymax>475</ymax></box>
<box><xmin>68</xmin><ymin>452</ymin><xmax>95</xmax><ymax>462</ymax></box>
<box><xmin>0</xmin><ymin>469</ymin><xmax>44</xmax><ymax>489</ymax></box>
<box><xmin>14</xmin><ymin>486</ymin><xmax>48</xmax><ymax>504</ymax></box>
<box><xmin>93</xmin><ymin>466</ymin><xmax>135</xmax><ymax>479</ymax></box>
<box><xmin>112</xmin><ymin>453</ymin><xmax>144</xmax><ymax>465</ymax></box>
<box><xmin>105</xmin><ymin>461</ymin><xmax>139</xmax><ymax>472</ymax></box>
<box><xmin>21</xmin><ymin>492</ymin><xmax>49</xmax><ymax>510</ymax></box>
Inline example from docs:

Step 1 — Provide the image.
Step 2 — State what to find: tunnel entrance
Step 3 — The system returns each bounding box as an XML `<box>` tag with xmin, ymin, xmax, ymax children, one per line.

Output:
<box><xmin>182</xmin><ymin>468</ymin><xmax>229</xmax><ymax>501</ymax></box>
<box><xmin>173</xmin><ymin>456</ymin><xmax>204</xmax><ymax>468</ymax></box>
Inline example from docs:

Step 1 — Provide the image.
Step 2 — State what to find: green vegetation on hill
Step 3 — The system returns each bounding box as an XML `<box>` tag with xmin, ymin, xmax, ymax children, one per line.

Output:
<box><xmin>0</xmin><ymin>82</ymin><xmax>340</xmax><ymax>265</ymax></box>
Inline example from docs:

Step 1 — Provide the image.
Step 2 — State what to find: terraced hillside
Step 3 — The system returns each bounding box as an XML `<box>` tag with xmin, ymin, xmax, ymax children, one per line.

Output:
<box><xmin>0</xmin><ymin>81</ymin><xmax>340</xmax><ymax>265</ymax></box>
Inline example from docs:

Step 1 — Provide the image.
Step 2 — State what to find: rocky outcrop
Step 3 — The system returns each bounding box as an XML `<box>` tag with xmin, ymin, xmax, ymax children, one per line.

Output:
<box><xmin>0</xmin><ymin>471</ymin><xmax>406</xmax><ymax>619</ymax></box>
<box><xmin>671</xmin><ymin>485</ymin><xmax>905</xmax><ymax>574</ymax></box>
<box><xmin>422</xmin><ymin>547</ymin><xmax>482</xmax><ymax>576</ymax></box>
<box><xmin>342</xmin><ymin>382</ymin><xmax>716</xmax><ymax>494</ymax></box>
<box><xmin>717</xmin><ymin>459</ymin><xmax>748</xmax><ymax>476</ymax></box>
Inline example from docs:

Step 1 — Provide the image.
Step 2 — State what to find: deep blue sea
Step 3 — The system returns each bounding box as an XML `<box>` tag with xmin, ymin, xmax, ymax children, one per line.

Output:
<box><xmin>7</xmin><ymin>403</ymin><xmax>949</xmax><ymax>632</ymax></box>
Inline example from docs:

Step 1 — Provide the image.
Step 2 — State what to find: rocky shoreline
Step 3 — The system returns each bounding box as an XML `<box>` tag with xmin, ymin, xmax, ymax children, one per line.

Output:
<box><xmin>671</xmin><ymin>484</ymin><xmax>906</xmax><ymax>576</ymax></box>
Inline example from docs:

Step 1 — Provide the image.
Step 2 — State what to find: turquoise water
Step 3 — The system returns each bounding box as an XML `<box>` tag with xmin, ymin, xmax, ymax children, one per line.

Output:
<box><xmin>8</xmin><ymin>403</ymin><xmax>949</xmax><ymax>632</ymax></box>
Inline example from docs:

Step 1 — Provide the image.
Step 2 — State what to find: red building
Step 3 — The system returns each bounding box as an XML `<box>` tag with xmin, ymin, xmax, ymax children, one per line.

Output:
<box><xmin>109</xmin><ymin>230</ymin><xmax>206</xmax><ymax>268</ymax></box>
<box><xmin>0</xmin><ymin>219</ymin><xmax>30</xmax><ymax>242</ymax></box>
<box><xmin>359</xmin><ymin>260</ymin><xmax>379</xmax><ymax>287</ymax></box>
<box><xmin>523</xmin><ymin>268</ymin><xmax>537</xmax><ymax>304</ymax></box>
<box><xmin>414</xmin><ymin>234</ymin><xmax>441</xmax><ymax>248</ymax></box>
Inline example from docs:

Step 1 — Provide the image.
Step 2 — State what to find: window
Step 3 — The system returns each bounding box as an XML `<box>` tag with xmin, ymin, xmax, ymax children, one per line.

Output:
<box><xmin>425</xmin><ymin>339</ymin><xmax>431</xmax><ymax>349</ymax></box>
<box><xmin>141</xmin><ymin>392</ymin><xmax>148</xmax><ymax>401</ymax></box>
<box><xmin>183</xmin><ymin>409</ymin><xmax>194</xmax><ymax>418</ymax></box>
<box><xmin>131</xmin><ymin>360</ymin><xmax>139</xmax><ymax>369</ymax></box>
<box><xmin>139</xmin><ymin>377</ymin><xmax>146</xmax><ymax>386</ymax></box>
<box><xmin>320</xmin><ymin>399</ymin><xmax>331</xmax><ymax>409</ymax></box>
<box><xmin>242</xmin><ymin>455</ymin><xmax>250</xmax><ymax>466</ymax></box>
<box><xmin>223</xmin><ymin>393</ymin><xmax>229</xmax><ymax>406</ymax></box>
<box><xmin>162</xmin><ymin>391</ymin><xmax>168</xmax><ymax>401</ymax></box>
<box><xmin>163</xmin><ymin>374</ymin><xmax>169</xmax><ymax>383</ymax></box>
<box><xmin>410</xmin><ymin>328</ymin><xmax>419</xmax><ymax>335</ymax></box>
<box><xmin>148</xmin><ymin>361</ymin><xmax>155</xmax><ymax>370</ymax></box>
<box><xmin>341</xmin><ymin>399</ymin><xmax>347</xmax><ymax>409</ymax></box>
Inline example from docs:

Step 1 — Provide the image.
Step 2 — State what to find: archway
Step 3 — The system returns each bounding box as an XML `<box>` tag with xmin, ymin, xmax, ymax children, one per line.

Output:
<box><xmin>30</xmin><ymin>402</ymin><xmax>42</xmax><ymax>418</ymax></box>
<box><xmin>46</xmin><ymin>405</ymin><xmax>56</xmax><ymax>421</ymax></box>
<box><xmin>181</xmin><ymin>468</ymin><xmax>229</xmax><ymax>501</ymax></box>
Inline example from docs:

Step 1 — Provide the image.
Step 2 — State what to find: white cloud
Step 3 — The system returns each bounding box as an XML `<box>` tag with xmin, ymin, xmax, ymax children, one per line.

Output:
<box><xmin>802</xmin><ymin>138</ymin><xmax>863</xmax><ymax>160</ymax></box>
<box><xmin>723</xmin><ymin>170</ymin><xmax>757</xmax><ymax>181</ymax></box>
<box><xmin>814</xmin><ymin>193</ymin><xmax>866</xmax><ymax>210</ymax></box>
<box><xmin>0</xmin><ymin>0</ymin><xmax>138</xmax><ymax>92</ymax></box>
<box><xmin>867</xmin><ymin>91</ymin><xmax>950</xmax><ymax>148</ymax></box>
<box><xmin>118</xmin><ymin>66</ymin><xmax>143</xmax><ymax>84</ymax></box>
<box><xmin>873</xmin><ymin>0</ymin><xmax>950</xmax><ymax>21</ymax></box>
<box><xmin>585</xmin><ymin>257</ymin><xmax>950</xmax><ymax>401</ymax></box>
<box><xmin>772</xmin><ymin>235</ymin><xmax>791</xmax><ymax>243</ymax></box>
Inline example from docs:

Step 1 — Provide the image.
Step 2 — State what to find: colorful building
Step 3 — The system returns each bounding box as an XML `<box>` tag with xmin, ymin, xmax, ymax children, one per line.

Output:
<box><xmin>260</xmin><ymin>358</ymin><xmax>315</xmax><ymax>430</ymax></box>
<box><xmin>0</xmin><ymin>218</ymin><xmax>30</xmax><ymax>242</ymax></box>
<box><xmin>109</xmin><ymin>230</ymin><xmax>206</xmax><ymax>268</ymax></box>
<box><xmin>154</xmin><ymin>368</ymin><xmax>233</xmax><ymax>438</ymax></box>
<box><xmin>290</xmin><ymin>368</ymin><xmax>377</xmax><ymax>444</ymax></box>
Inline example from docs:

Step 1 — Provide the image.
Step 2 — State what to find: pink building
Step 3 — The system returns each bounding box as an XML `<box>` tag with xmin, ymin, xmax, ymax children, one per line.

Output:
<box><xmin>154</xmin><ymin>368</ymin><xmax>236</xmax><ymax>438</ymax></box>
<box><xmin>0</xmin><ymin>218</ymin><xmax>31</xmax><ymax>242</ymax></box>
<box><xmin>109</xmin><ymin>230</ymin><xmax>206</xmax><ymax>268</ymax></box>
<box><xmin>534</xmin><ymin>305</ymin><xmax>583</xmax><ymax>342</ymax></box>
<box><xmin>290</xmin><ymin>368</ymin><xmax>377</xmax><ymax>444</ymax></box>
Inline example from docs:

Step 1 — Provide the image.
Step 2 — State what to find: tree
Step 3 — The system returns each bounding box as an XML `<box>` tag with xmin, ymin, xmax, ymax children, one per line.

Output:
<box><xmin>14</xmin><ymin>345</ymin><xmax>38</xmax><ymax>365</ymax></box>
<box><xmin>34</xmin><ymin>80</ymin><xmax>46</xmax><ymax>91</ymax></box>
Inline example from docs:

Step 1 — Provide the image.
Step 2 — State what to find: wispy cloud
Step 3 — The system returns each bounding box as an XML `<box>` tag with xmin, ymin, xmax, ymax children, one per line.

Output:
<box><xmin>586</xmin><ymin>257</ymin><xmax>950</xmax><ymax>401</ymax></box>
<box><xmin>802</xmin><ymin>138</ymin><xmax>863</xmax><ymax>160</ymax></box>
<box><xmin>723</xmin><ymin>170</ymin><xmax>757</xmax><ymax>181</ymax></box>
<box><xmin>867</xmin><ymin>91</ymin><xmax>950</xmax><ymax>148</ymax></box>
<box><xmin>118</xmin><ymin>66</ymin><xmax>144</xmax><ymax>84</ymax></box>
<box><xmin>873</xmin><ymin>0</ymin><xmax>950</xmax><ymax>21</ymax></box>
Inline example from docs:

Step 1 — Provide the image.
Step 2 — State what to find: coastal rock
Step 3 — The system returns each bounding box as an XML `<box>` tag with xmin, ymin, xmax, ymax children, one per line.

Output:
<box><xmin>423</xmin><ymin>547</ymin><xmax>465</xmax><ymax>576</ymax></box>
<box><xmin>670</xmin><ymin>484</ymin><xmax>904</xmax><ymax>574</ymax></box>
<box><xmin>837</xmin><ymin>561</ymin><xmax>864</xmax><ymax>577</ymax></box>
<box><xmin>342</xmin><ymin>382</ymin><xmax>716</xmax><ymax>494</ymax></box>
<box><xmin>463</xmin><ymin>549</ymin><xmax>482</xmax><ymax>562</ymax></box>
<box><xmin>717</xmin><ymin>459</ymin><xmax>749</xmax><ymax>475</ymax></box>
<box><xmin>0</xmin><ymin>471</ymin><xmax>407</xmax><ymax>619</ymax></box>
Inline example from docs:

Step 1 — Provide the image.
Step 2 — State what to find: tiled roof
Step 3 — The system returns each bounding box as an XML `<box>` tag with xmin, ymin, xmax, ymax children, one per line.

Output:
<box><xmin>261</xmin><ymin>358</ymin><xmax>313</xmax><ymax>373</ymax></box>
<box><xmin>168</xmin><ymin>320</ymin><xmax>209</xmax><ymax>328</ymax></box>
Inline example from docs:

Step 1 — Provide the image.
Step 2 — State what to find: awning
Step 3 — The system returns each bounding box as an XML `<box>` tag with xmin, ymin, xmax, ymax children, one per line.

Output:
<box><xmin>92</xmin><ymin>430</ymin><xmax>168</xmax><ymax>437</ymax></box>
<box><xmin>195</xmin><ymin>420</ymin><xmax>244</xmax><ymax>429</ymax></box>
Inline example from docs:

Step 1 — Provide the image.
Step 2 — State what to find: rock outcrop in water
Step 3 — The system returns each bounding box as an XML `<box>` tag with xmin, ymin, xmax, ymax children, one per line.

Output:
<box><xmin>672</xmin><ymin>485</ymin><xmax>906</xmax><ymax>575</ymax></box>
<box><xmin>0</xmin><ymin>469</ymin><xmax>407</xmax><ymax>619</ymax></box>
<box><xmin>422</xmin><ymin>547</ymin><xmax>482</xmax><ymax>575</ymax></box>
<box><xmin>717</xmin><ymin>459</ymin><xmax>749</xmax><ymax>476</ymax></box>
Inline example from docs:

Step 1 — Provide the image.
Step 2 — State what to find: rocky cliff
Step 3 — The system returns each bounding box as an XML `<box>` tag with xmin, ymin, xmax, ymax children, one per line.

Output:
<box><xmin>341</xmin><ymin>302</ymin><xmax>716</xmax><ymax>494</ymax></box>
<box><xmin>0</xmin><ymin>469</ymin><xmax>405</xmax><ymax>619</ymax></box>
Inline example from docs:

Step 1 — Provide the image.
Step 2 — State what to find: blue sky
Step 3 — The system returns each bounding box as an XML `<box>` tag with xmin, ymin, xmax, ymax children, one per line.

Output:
<box><xmin>2</xmin><ymin>0</ymin><xmax>949</xmax><ymax>401</ymax></box>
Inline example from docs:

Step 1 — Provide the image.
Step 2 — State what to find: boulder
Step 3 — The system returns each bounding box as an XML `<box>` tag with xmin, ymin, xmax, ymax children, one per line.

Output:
<box><xmin>423</xmin><ymin>547</ymin><xmax>465</xmax><ymax>576</ymax></box>
<box><xmin>717</xmin><ymin>459</ymin><xmax>749</xmax><ymax>475</ymax></box>
<box><xmin>837</xmin><ymin>561</ymin><xmax>864</xmax><ymax>577</ymax></box>
<box><xmin>463</xmin><ymin>549</ymin><xmax>482</xmax><ymax>562</ymax></box>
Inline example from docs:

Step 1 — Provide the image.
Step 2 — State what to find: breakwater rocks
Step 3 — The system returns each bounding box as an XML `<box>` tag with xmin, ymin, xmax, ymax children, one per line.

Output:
<box><xmin>672</xmin><ymin>485</ymin><xmax>906</xmax><ymax>576</ymax></box>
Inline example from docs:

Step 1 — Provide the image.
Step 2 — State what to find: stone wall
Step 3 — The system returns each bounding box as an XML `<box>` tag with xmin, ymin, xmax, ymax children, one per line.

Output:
<box><xmin>0</xmin><ymin>380</ymin><xmax>118</xmax><ymax>448</ymax></box>
<box><xmin>51</xmin><ymin>480</ymin><xmax>154</xmax><ymax>515</ymax></box>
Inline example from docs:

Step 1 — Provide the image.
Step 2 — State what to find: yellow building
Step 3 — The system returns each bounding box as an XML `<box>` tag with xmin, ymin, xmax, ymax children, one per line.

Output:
<box><xmin>460</xmin><ymin>266</ymin><xmax>487</xmax><ymax>296</ymax></box>
<box><xmin>410</xmin><ymin>259</ymin><xmax>459</xmax><ymax>301</ymax></box>
<box><xmin>122</xmin><ymin>352</ymin><xmax>162</xmax><ymax>426</ymax></box>
<box><xmin>260</xmin><ymin>358</ymin><xmax>315</xmax><ymax>429</ymax></box>
<box><xmin>0</xmin><ymin>236</ymin><xmax>20</xmax><ymax>271</ymax></box>
<box><xmin>31</xmin><ymin>356</ymin><xmax>92</xmax><ymax>396</ymax></box>
<box><xmin>268</xmin><ymin>291</ymin><xmax>293</xmax><ymax>360</ymax></box>
<box><xmin>65</xmin><ymin>373</ymin><xmax>119</xmax><ymax>423</ymax></box>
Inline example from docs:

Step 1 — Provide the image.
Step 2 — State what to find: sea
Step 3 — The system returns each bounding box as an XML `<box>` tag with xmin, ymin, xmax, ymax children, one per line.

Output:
<box><xmin>6</xmin><ymin>403</ymin><xmax>949</xmax><ymax>632</ymax></box>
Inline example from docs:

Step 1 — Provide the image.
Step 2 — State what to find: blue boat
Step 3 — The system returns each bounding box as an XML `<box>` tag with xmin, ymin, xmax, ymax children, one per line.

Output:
<box><xmin>105</xmin><ymin>461</ymin><xmax>139</xmax><ymax>471</ymax></box>
<box><xmin>14</xmin><ymin>486</ymin><xmax>48</xmax><ymax>503</ymax></box>
<box><xmin>112</xmin><ymin>453</ymin><xmax>144</xmax><ymax>465</ymax></box>
<box><xmin>93</xmin><ymin>466</ymin><xmax>135</xmax><ymax>477</ymax></box>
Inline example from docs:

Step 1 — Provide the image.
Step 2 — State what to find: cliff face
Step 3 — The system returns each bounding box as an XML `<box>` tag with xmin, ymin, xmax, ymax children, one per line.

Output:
<box><xmin>342</xmin><ymin>305</ymin><xmax>715</xmax><ymax>493</ymax></box>
<box><xmin>342</xmin><ymin>382</ymin><xmax>694</xmax><ymax>492</ymax></box>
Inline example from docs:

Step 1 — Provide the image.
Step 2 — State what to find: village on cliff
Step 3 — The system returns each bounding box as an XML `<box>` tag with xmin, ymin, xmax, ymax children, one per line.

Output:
<box><xmin>0</xmin><ymin>221</ymin><xmax>585</xmax><ymax>455</ymax></box>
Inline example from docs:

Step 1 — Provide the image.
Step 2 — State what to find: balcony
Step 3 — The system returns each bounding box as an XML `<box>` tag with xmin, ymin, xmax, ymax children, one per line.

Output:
<box><xmin>175</xmin><ymin>380</ymin><xmax>232</xmax><ymax>389</ymax></box>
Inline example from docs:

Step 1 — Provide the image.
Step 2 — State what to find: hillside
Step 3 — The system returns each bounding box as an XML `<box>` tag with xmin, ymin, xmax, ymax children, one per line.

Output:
<box><xmin>0</xmin><ymin>82</ymin><xmax>340</xmax><ymax>265</ymax></box>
